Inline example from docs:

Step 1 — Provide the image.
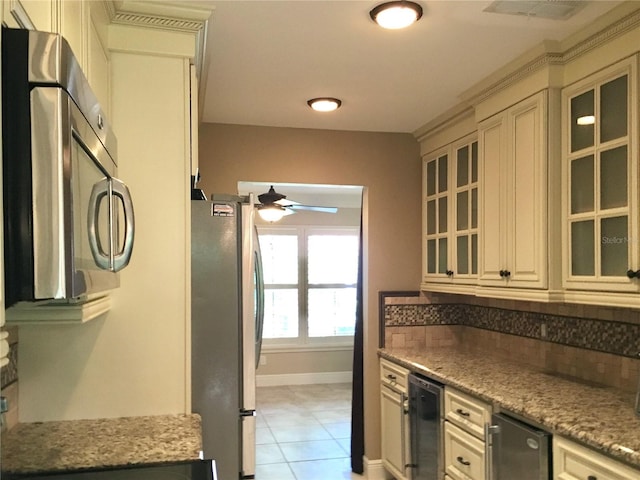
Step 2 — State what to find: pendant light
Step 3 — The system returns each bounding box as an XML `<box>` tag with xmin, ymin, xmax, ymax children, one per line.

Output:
<box><xmin>370</xmin><ymin>1</ymin><xmax>423</xmax><ymax>29</ymax></box>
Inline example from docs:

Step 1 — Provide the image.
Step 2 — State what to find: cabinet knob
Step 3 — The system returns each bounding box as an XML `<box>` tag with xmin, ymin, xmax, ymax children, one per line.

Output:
<box><xmin>446</xmin><ymin>270</ymin><xmax>454</xmax><ymax>277</ymax></box>
<box><xmin>499</xmin><ymin>269</ymin><xmax>511</xmax><ymax>278</ymax></box>
<box><xmin>627</xmin><ymin>269</ymin><xmax>640</xmax><ymax>279</ymax></box>
<box><xmin>587</xmin><ymin>476</ymin><xmax>597</xmax><ymax>480</ymax></box>
<box><xmin>456</xmin><ymin>456</ymin><xmax>471</xmax><ymax>466</ymax></box>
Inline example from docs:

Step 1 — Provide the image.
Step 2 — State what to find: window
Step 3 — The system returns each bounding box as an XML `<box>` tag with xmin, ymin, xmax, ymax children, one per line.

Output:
<box><xmin>258</xmin><ymin>226</ymin><xmax>359</xmax><ymax>347</ymax></box>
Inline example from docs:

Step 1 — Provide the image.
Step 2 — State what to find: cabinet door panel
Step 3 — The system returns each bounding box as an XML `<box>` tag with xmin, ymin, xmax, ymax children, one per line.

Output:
<box><xmin>479</xmin><ymin>92</ymin><xmax>547</xmax><ymax>289</ymax></box>
<box><xmin>60</xmin><ymin>1</ymin><xmax>84</xmax><ymax>69</ymax></box>
<box><xmin>3</xmin><ymin>0</ymin><xmax>55</xmax><ymax>30</ymax></box>
<box><xmin>554</xmin><ymin>437</ymin><xmax>640</xmax><ymax>480</ymax></box>
<box><xmin>87</xmin><ymin>13</ymin><xmax>110</xmax><ymax>116</ymax></box>
<box><xmin>562</xmin><ymin>57</ymin><xmax>638</xmax><ymax>294</ymax></box>
<box><xmin>423</xmin><ymin>135</ymin><xmax>478</xmax><ymax>288</ymax></box>
<box><xmin>381</xmin><ymin>386</ymin><xmax>408</xmax><ymax>480</ymax></box>
<box><xmin>444</xmin><ymin>422</ymin><xmax>486</xmax><ymax>480</ymax></box>
<box><xmin>479</xmin><ymin>116</ymin><xmax>505</xmax><ymax>283</ymax></box>
<box><xmin>510</xmin><ymin>96</ymin><xmax>546</xmax><ymax>287</ymax></box>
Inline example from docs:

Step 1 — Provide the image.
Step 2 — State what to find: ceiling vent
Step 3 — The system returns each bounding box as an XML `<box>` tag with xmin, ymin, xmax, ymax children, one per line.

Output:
<box><xmin>483</xmin><ymin>1</ymin><xmax>586</xmax><ymax>20</ymax></box>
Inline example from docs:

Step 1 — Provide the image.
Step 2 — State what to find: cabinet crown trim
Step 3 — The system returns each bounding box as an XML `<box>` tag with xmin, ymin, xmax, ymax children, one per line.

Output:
<box><xmin>459</xmin><ymin>7</ymin><xmax>640</xmax><ymax>109</ymax></box>
<box><xmin>111</xmin><ymin>12</ymin><xmax>206</xmax><ymax>32</ymax></box>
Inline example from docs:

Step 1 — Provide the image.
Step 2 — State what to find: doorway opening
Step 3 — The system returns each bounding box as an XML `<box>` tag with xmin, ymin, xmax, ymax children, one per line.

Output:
<box><xmin>238</xmin><ymin>181</ymin><xmax>365</xmax><ymax>478</ymax></box>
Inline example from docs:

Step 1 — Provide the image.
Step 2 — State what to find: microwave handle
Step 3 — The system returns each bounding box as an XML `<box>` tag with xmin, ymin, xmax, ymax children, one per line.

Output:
<box><xmin>87</xmin><ymin>178</ymin><xmax>111</xmax><ymax>270</ymax></box>
<box><xmin>111</xmin><ymin>178</ymin><xmax>135</xmax><ymax>272</ymax></box>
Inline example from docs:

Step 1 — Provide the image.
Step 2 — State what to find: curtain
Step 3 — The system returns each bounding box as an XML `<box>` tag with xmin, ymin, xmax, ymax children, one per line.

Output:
<box><xmin>350</xmin><ymin>205</ymin><xmax>364</xmax><ymax>474</ymax></box>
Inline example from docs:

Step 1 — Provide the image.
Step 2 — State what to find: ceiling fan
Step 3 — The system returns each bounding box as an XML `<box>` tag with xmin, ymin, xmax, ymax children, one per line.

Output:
<box><xmin>256</xmin><ymin>186</ymin><xmax>337</xmax><ymax>222</ymax></box>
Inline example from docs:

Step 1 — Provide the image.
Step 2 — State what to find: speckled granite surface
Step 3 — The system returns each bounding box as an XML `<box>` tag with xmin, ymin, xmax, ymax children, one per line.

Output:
<box><xmin>1</xmin><ymin>414</ymin><xmax>202</xmax><ymax>475</ymax></box>
<box><xmin>380</xmin><ymin>347</ymin><xmax>640</xmax><ymax>470</ymax></box>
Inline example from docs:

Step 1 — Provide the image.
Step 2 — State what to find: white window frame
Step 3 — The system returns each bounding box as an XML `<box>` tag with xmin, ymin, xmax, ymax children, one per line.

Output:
<box><xmin>258</xmin><ymin>225</ymin><xmax>359</xmax><ymax>351</ymax></box>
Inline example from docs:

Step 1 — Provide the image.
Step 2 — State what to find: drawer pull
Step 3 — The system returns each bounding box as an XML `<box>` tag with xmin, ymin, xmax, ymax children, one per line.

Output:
<box><xmin>587</xmin><ymin>476</ymin><xmax>597</xmax><ymax>480</ymax></box>
<box><xmin>456</xmin><ymin>456</ymin><xmax>471</xmax><ymax>466</ymax></box>
<box><xmin>456</xmin><ymin>408</ymin><xmax>470</xmax><ymax>417</ymax></box>
<box><xmin>386</xmin><ymin>374</ymin><xmax>397</xmax><ymax>381</ymax></box>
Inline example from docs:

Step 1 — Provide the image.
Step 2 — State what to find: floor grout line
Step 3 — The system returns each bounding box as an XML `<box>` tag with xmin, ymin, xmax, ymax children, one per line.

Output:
<box><xmin>256</xmin><ymin>383</ymin><xmax>361</xmax><ymax>479</ymax></box>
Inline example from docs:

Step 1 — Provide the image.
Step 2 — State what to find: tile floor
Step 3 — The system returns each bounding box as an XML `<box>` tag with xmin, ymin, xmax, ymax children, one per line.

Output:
<box><xmin>255</xmin><ymin>383</ymin><xmax>365</xmax><ymax>479</ymax></box>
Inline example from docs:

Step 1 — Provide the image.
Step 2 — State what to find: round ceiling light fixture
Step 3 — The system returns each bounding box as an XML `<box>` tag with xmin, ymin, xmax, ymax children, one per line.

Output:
<box><xmin>307</xmin><ymin>97</ymin><xmax>342</xmax><ymax>112</ymax></box>
<box><xmin>370</xmin><ymin>1</ymin><xmax>423</xmax><ymax>29</ymax></box>
<box><xmin>257</xmin><ymin>204</ymin><xmax>286</xmax><ymax>222</ymax></box>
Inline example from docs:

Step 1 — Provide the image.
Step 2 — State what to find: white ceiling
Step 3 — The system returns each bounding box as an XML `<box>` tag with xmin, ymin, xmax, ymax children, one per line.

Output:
<box><xmin>198</xmin><ymin>0</ymin><xmax>624</xmax><ymax>134</ymax></box>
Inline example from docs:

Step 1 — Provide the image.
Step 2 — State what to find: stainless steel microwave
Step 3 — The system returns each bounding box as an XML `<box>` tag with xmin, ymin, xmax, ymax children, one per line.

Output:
<box><xmin>2</xmin><ymin>28</ymin><xmax>135</xmax><ymax>308</ymax></box>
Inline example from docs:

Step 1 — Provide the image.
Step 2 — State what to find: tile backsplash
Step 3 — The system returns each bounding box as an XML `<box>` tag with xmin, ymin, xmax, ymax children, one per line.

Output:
<box><xmin>382</xmin><ymin>292</ymin><xmax>640</xmax><ymax>392</ymax></box>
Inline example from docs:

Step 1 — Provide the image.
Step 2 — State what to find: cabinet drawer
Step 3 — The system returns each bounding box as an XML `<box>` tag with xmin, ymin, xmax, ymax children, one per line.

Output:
<box><xmin>380</xmin><ymin>358</ymin><xmax>409</xmax><ymax>393</ymax></box>
<box><xmin>553</xmin><ymin>436</ymin><xmax>640</xmax><ymax>480</ymax></box>
<box><xmin>444</xmin><ymin>387</ymin><xmax>491</xmax><ymax>440</ymax></box>
<box><xmin>444</xmin><ymin>422</ymin><xmax>486</xmax><ymax>480</ymax></box>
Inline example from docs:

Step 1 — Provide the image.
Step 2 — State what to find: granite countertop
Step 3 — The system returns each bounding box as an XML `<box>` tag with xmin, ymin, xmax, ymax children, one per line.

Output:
<box><xmin>0</xmin><ymin>413</ymin><xmax>202</xmax><ymax>475</ymax></box>
<box><xmin>379</xmin><ymin>347</ymin><xmax>640</xmax><ymax>470</ymax></box>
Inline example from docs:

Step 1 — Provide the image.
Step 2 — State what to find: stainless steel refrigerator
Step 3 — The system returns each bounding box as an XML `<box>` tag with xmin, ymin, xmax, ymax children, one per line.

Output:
<box><xmin>191</xmin><ymin>194</ymin><xmax>264</xmax><ymax>480</ymax></box>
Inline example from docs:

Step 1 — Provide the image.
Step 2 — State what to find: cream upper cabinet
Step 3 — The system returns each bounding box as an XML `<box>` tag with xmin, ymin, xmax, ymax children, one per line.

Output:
<box><xmin>423</xmin><ymin>133</ymin><xmax>478</xmax><ymax>289</ymax></box>
<box><xmin>3</xmin><ymin>0</ymin><xmax>56</xmax><ymax>30</ymax></box>
<box><xmin>561</xmin><ymin>56</ymin><xmax>639</xmax><ymax>299</ymax></box>
<box><xmin>424</xmin><ymin>147</ymin><xmax>451</xmax><ymax>279</ymax></box>
<box><xmin>60</xmin><ymin>1</ymin><xmax>111</xmax><ymax>116</ymax></box>
<box><xmin>84</xmin><ymin>1</ymin><xmax>111</xmax><ymax>117</ymax></box>
<box><xmin>58</xmin><ymin>0</ymin><xmax>84</xmax><ymax>68</ymax></box>
<box><xmin>479</xmin><ymin>91</ymin><xmax>549</xmax><ymax>290</ymax></box>
<box><xmin>3</xmin><ymin>0</ymin><xmax>111</xmax><ymax>115</ymax></box>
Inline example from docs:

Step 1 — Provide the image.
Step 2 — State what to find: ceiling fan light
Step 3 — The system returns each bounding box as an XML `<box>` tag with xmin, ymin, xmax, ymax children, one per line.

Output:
<box><xmin>257</xmin><ymin>204</ymin><xmax>286</xmax><ymax>222</ymax></box>
<box><xmin>307</xmin><ymin>97</ymin><xmax>342</xmax><ymax>112</ymax></box>
<box><xmin>370</xmin><ymin>1</ymin><xmax>423</xmax><ymax>29</ymax></box>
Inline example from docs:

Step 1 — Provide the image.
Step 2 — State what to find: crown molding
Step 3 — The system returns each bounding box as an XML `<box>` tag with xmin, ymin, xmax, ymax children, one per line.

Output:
<box><xmin>109</xmin><ymin>1</ymin><xmax>213</xmax><ymax>81</ymax></box>
<box><xmin>460</xmin><ymin>6</ymin><xmax>640</xmax><ymax>109</ymax></box>
<box><xmin>111</xmin><ymin>11</ymin><xmax>206</xmax><ymax>33</ymax></box>
<box><xmin>562</xmin><ymin>7</ymin><xmax>640</xmax><ymax>64</ymax></box>
<box><xmin>413</xmin><ymin>103</ymin><xmax>474</xmax><ymax>143</ymax></box>
<box><xmin>111</xmin><ymin>1</ymin><xmax>212</xmax><ymax>27</ymax></box>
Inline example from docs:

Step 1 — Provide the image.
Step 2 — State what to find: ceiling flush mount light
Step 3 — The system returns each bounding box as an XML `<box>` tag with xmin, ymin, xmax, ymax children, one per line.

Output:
<box><xmin>257</xmin><ymin>204</ymin><xmax>286</xmax><ymax>222</ymax></box>
<box><xmin>307</xmin><ymin>97</ymin><xmax>342</xmax><ymax>112</ymax></box>
<box><xmin>370</xmin><ymin>1</ymin><xmax>423</xmax><ymax>29</ymax></box>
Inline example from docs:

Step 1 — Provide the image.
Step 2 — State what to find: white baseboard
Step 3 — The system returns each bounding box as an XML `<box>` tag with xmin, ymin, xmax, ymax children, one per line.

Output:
<box><xmin>256</xmin><ymin>371</ymin><xmax>352</xmax><ymax>387</ymax></box>
<box><xmin>363</xmin><ymin>457</ymin><xmax>392</xmax><ymax>480</ymax></box>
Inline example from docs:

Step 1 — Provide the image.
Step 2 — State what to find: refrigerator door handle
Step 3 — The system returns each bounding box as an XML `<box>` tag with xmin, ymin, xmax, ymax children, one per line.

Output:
<box><xmin>254</xmin><ymin>227</ymin><xmax>265</xmax><ymax>366</ymax></box>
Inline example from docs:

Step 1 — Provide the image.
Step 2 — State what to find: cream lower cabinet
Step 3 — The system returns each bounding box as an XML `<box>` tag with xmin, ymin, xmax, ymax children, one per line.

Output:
<box><xmin>479</xmin><ymin>90</ymin><xmax>549</xmax><ymax>291</ymax></box>
<box><xmin>443</xmin><ymin>387</ymin><xmax>491</xmax><ymax>480</ymax></box>
<box><xmin>553</xmin><ymin>436</ymin><xmax>640</xmax><ymax>480</ymax></box>
<box><xmin>380</xmin><ymin>359</ymin><xmax>411</xmax><ymax>480</ymax></box>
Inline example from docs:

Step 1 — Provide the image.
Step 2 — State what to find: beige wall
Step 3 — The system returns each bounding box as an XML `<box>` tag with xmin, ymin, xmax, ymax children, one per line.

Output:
<box><xmin>198</xmin><ymin>122</ymin><xmax>422</xmax><ymax>461</ymax></box>
<box><xmin>258</xmin><ymin>350</ymin><xmax>354</xmax><ymax>376</ymax></box>
<box><xmin>18</xmin><ymin>29</ymin><xmax>194</xmax><ymax>422</ymax></box>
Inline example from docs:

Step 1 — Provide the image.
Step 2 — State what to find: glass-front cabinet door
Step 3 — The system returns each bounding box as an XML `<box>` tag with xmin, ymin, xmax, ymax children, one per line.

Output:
<box><xmin>424</xmin><ymin>150</ymin><xmax>450</xmax><ymax>278</ymax></box>
<box><xmin>453</xmin><ymin>137</ymin><xmax>478</xmax><ymax>282</ymax></box>
<box><xmin>422</xmin><ymin>135</ymin><xmax>478</xmax><ymax>286</ymax></box>
<box><xmin>562</xmin><ymin>56</ymin><xmax>638</xmax><ymax>292</ymax></box>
